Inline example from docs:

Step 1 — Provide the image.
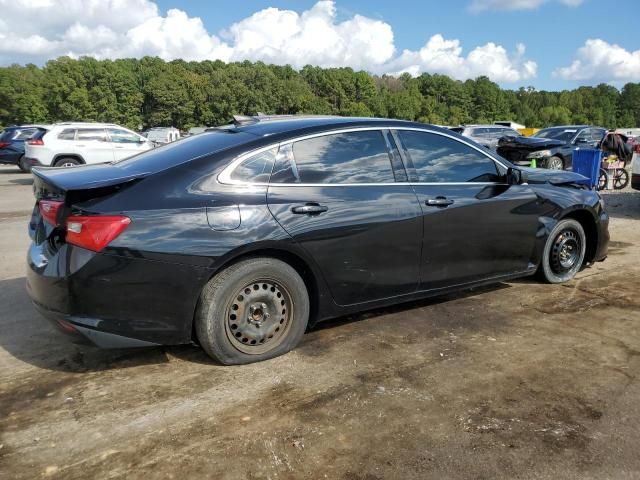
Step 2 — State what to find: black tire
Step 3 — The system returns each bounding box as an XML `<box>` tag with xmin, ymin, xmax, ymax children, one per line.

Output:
<box><xmin>17</xmin><ymin>155</ymin><xmax>31</xmax><ymax>173</ymax></box>
<box><xmin>195</xmin><ymin>257</ymin><xmax>309</xmax><ymax>365</ymax></box>
<box><xmin>613</xmin><ymin>169</ymin><xmax>629</xmax><ymax>190</ymax></box>
<box><xmin>537</xmin><ymin>219</ymin><xmax>586</xmax><ymax>284</ymax></box>
<box><xmin>597</xmin><ymin>169</ymin><xmax>608</xmax><ymax>190</ymax></box>
<box><xmin>545</xmin><ymin>156</ymin><xmax>564</xmax><ymax>170</ymax></box>
<box><xmin>54</xmin><ymin>157</ymin><xmax>81</xmax><ymax>167</ymax></box>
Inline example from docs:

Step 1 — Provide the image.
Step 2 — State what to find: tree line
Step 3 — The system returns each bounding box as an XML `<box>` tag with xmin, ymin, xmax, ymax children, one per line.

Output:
<box><xmin>1</xmin><ymin>56</ymin><xmax>639</xmax><ymax>131</ymax></box>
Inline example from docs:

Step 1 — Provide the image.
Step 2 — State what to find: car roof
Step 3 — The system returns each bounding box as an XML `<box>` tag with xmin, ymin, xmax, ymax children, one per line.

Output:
<box><xmin>222</xmin><ymin>116</ymin><xmax>447</xmax><ymax>138</ymax></box>
<box><xmin>52</xmin><ymin>122</ymin><xmax>121</xmax><ymax>128</ymax></box>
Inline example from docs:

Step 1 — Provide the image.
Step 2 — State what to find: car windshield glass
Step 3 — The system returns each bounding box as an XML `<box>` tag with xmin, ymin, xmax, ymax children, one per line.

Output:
<box><xmin>113</xmin><ymin>130</ymin><xmax>254</xmax><ymax>174</ymax></box>
<box><xmin>534</xmin><ymin>128</ymin><xmax>576</xmax><ymax>142</ymax></box>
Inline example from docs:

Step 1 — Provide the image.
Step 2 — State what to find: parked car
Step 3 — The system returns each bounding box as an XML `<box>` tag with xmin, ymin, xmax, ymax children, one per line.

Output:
<box><xmin>450</xmin><ymin>125</ymin><xmax>521</xmax><ymax>150</ymax></box>
<box><xmin>0</xmin><ymin>125</ymin><xmax>48</xmax><ymax>172</ymax></box>
<box><xmin>632</xmin><ymin>146</ymin><xmax>640</xmax><ymax>191</ymax></box>
<box><xmin>497</xmin><ymin>125</ymin><xmax>606</xmax><ymax>170</ymax></box>
<box><xmin>27</xmin><ymin>116</ymin><xmax>609</xmax><ymax>364</ymax></box>
<box><xmin>146</xmin><ymin>127</ymin><xmax>181</xmax><ymax>146</ymax></box>
<box><xmin>24</xmin><ymin>123</ymin><xmax>152</xmax><ymax>168</ymax></box>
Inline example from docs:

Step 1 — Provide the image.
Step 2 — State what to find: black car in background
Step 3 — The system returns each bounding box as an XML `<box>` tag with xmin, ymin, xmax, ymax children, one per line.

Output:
<box><xmin>0</xmin><ymin>125</ymin><xmax>46</xmax><ymax>172</ymax></box>
<box><xmin>27</xmin><ymin>116</ymin><xmax>609</xmax><ymax>364</ymax></box>
<box><xmin>497</xmin><ymin>125</ymin><xmax>606</xmax><ymax>170</ymax></box>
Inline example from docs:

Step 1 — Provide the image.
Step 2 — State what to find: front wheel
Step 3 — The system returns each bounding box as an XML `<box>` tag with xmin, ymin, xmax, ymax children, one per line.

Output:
<box><xmin>195</xmin><ymin>258</ymin><xmax>309</xmax><ymax>365</ymax></box>
<box><xmin>545</xmin><ymin>156</ymin><xmax>564</xmax><ymax>170</ymax></box>
<box><xmin>537</xmin><ymin>219</ymin><xmax>586</xmax><ymax>284</ymax></box>
<box><xmin>613</xmin><ymin>169</ymin><xmax>629</xmax><ymax>190</ymax></box>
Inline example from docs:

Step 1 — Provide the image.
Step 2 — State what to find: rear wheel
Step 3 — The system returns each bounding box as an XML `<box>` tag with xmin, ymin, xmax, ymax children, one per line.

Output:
<box><xmin>54</xmin><ymin>157</ymin><xmax>81</xmax><ymax>168</ymax></box>
<box><xmin>545</xmin><ymin>156</ymin><xmax>564</xmax><ymax>170</ymax></box>
<box><xmin>17</xmin><ymin>155</ymin><xmax>31</xmax><ymax>173</ymax></box>
<box><xmin>613</xmin><ymin>169</ymin><xmax>629</xmax><ymax>190</ymax></box>
<box><xmin>597</xmin><ymin>169</ymin><xmax>608</xmax><ymax>190</ymax></box>
<box><xmin>537</xmin><ymin>219</ymin><xmax>586</xmax><ymax>284</ymax></box>
<box><xmin>195</xmin><ymin>257</ymin><xmax>309</xmax><ymax>365</ymax></box>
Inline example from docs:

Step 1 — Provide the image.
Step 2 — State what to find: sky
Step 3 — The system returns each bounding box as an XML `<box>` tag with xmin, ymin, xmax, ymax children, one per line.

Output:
<box><xmin>0</xmin><ymin>0</ymin><xmax>638</xmax><ymax>91</ymax></box>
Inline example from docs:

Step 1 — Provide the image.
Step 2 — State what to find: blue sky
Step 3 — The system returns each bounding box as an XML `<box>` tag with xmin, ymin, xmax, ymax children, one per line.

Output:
<box><xmin>1</xmin><ymin>0</ymin><xmax>638</xmax><ymax>90</ymax></box>
<box><xmin>152</xmin><ymin>0</ymin><xmax>637</xmax><ymax>90</ymax></box>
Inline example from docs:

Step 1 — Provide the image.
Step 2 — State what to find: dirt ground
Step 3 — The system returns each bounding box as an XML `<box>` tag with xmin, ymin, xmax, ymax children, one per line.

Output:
<box><xmin>0</xmin><ymin>164</ymin><xmax>639</xmax><ymax>480</ymax></box>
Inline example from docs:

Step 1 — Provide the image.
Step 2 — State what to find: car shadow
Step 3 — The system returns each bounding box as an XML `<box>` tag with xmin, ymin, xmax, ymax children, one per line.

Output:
<box><xmin>8</xmin><ymin>177</ymin><xmax>33</xmax><ymax>186</ymax></box>
<box><xmin>0</xmin><ymin>275</ymin><xmax>515</xmax><ymax>371</ymax></box>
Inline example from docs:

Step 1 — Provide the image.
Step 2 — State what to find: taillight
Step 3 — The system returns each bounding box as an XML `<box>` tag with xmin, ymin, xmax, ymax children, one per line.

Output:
<box><xmin>65</xmin><ymin>215</ymin><xmax>131</xmax><ymax>252</ymax></box>
<box><xmin>39</xmin><ymin>200</ymin><xmax>64</xmax><ymax>226</ymax></box>
<box><xmin>0</xmin><ymin>142</ymin><xmax>9</xmax><ymax>148</ymax></box>
<box><xmin>27</xmin><ymin>138</ymin><xmax>44</xmax><ymax>146</ymax></box>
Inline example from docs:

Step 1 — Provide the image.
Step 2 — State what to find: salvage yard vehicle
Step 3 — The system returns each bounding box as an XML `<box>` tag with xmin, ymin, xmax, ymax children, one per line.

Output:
<box><xmin>0</xmin><ymin>125</ymin><xmax>48</xmax><ymax>172</ymax></box>
<box><xmin>497</xmin><ymin>125</ymin><xmax>606</xmax><ymax>170</ymax></box>
<box><xmin>26</xmin><ymin>116</ymin><xmax>609</xmax><ymax>364</ymax></box>
<box><xmin>449</xmin><ymin>124</ymin><xmax>521</xmax><ymax>151</ymax></box>
<box><xmin>146</xmin><ymin>127</ymin><xmax>181</xmax><ymax>146</ymax></box>
<box><xmin>24</xmin><ymin>122</ymin><xmax>152</xmax><ymax>168</ymax></box>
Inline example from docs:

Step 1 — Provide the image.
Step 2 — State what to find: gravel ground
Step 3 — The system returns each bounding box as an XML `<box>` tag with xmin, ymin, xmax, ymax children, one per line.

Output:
<box><xmin>0</xmin><ymin>165</ymin><xmax>639</xmax><ymax>479</ymax></box>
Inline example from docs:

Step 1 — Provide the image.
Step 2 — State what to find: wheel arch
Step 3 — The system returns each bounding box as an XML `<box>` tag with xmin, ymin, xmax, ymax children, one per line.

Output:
<box><xmin>52</xmin><ymin>154</ymin><xmax>85</xmax><ymax>166</ymax></box>
<box><xmin>191</xmin><ymin>244</ymin><xmax>332</xmax><ymax>342</ymax></box>
<box><xmin>561</xmin><ymin>208</ymin><xmax>598</xmax><ymax>264</ymax></box>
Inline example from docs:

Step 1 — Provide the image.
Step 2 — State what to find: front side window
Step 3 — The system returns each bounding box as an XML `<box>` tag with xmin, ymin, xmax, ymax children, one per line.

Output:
<box><xmin>76</xmin><ymin>129</ymin><xmax>107</xmax><ymax>142</ymax></box>
<box><xmin>109</xmin><ymin>128</ymin><xmax>141</xmax><ymax>144</ymax></box>
<box><xmin>397</xmin><ymin>130</ymin><xmax>500</xmax><ymax>183</ymax></box>
<box><xmin>290</xmin><ymin>130</ymin><xmax>394</xmax><ymax>184</ymax></box>
<box><xmin>229</xmin><ymin>147</ymin><xmax>276</xmax><ymax>183</ymax></box>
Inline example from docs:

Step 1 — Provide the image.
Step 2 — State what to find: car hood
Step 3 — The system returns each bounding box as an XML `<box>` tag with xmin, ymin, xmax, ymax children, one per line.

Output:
<box><xmin>498</xmin><ymin>135</ymin><xmax>566</xmax><ymax>151</ymax></box>
<box><xmin>521</xmin><ymin>167</ymin><xmax>589</xmax><ymax>186</ymax></box>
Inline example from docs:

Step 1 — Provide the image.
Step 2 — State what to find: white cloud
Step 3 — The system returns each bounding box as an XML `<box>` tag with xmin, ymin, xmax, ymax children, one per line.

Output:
<box><xmin>469</xmin><ymin>0</ymin><xmax>583</xmax><ymax>12</ymax></box>
<box><xmin>0</xmin><ymin>0</ymin><xmax>536</xmax><ymax>84</ymax></box>
<box><xmin>554</xmin><ymin>39</ymin><xmax>640</xmax><ymax>82</ymax></box>
<box><xmin>388</xmin><ymin>35</ymin><xmax>537</xmax><ymax>82</ymax></box>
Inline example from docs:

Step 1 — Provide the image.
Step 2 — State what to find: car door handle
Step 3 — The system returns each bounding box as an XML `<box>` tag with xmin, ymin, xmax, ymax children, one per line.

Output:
<box><xmin>291</xmin><ymin>204</ymin><xmax>329</xmax><ymax>215</ymax></box>
<box><xmin>426</xmin><ymin>197</ymin><xmax>454</xmax><ymax>207</ymax></box>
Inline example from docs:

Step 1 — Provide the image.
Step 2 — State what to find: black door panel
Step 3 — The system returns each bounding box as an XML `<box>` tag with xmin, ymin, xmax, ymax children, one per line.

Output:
<box><xmin>413</xmin><ymin>184</ymin><xmax>539</xmax><ymax>288</ymax></box>
<box><xmin>268</xmin><ymin>185</ymin><xmax>422</xmax><ymax>305</ymax></box>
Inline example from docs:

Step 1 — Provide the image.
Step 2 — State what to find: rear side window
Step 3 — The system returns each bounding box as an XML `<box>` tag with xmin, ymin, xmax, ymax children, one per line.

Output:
<box><xmin>57</xmin><ymin>129</ymin><xmax>76</xmax><ymax>140</ymax></box>
<box><xmin>76</xmin><ymin>129</ymin><xmax>107</xmax><ymax>142</ymax></box>
<box><xmin>230</xmin><ymin>147</ymin><xmax>276</xmax><ymax>183</ymax></box>
<box><xmin>290</xmin><ymin>130</ymin><xmax>394</xmax><ymax>184</ymax></box>
<box><xmin>397</xmin><ymin>130</ymin><xmax>500</xmax><ymax>183</ymax></box>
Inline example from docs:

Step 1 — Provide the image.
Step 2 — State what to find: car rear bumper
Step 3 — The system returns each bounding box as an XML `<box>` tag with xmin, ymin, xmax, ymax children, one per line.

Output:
<box><xmin>26</xmin><ymin>242</ymin><xmax>209</xmax><ymax>347</ymax></box>
<box><xmin>25</xmin><ymin>157</ymin><xmax>44</xmax><ymax>168</ymax></box>
<box><xmin>632</xmin><ymin>173</ymin><xmax>640</xmax><ymax>191</ymax></box>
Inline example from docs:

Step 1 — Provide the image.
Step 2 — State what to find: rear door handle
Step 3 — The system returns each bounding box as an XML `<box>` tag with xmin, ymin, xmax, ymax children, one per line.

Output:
<box><xmin>291</xmin><ymin>204</ymin><xmax>328</xmax><ymax>215</ymax></box>
<box><xmin>426</xmin><ymin>197</ymin><xmax>454</xmax><ymax>207</ymax></box>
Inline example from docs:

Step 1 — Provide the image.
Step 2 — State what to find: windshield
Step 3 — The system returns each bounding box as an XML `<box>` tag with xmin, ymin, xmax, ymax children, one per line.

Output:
<box><xmin>113</xmin><ymin>130</ymin><xmax>256</xmax><ymax>174</ymax></box>
<box><xmin>534</xmin><ymin>128</ymin><xmax>577</xmax><ymax>142</ymax></box>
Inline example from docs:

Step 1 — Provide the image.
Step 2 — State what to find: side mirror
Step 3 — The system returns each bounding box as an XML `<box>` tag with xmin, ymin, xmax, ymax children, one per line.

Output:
<box><xmin>507</xmin><ymin>167</ymin><xmax>526</xmax><ymax>185</ymax></box>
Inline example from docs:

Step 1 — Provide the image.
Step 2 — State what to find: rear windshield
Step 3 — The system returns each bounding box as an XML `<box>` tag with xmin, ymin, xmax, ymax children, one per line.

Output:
<box><xmin>113</xmin><ymin>130</ymin><xmax>255</xmax><ymax>174</ymax></box>
<box><xmin>0</xmin><ymin>129</ymin><xmax>15</xmax><ymax>141</ymax></box>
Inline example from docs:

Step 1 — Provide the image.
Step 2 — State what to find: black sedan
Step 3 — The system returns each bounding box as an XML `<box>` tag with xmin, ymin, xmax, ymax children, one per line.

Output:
<box><xmin>27</xmin><ymin>116</ymin><xmax>609</xmax><ymax>364</ymax></box>
<box><xmin>497</xmin><ymin>125</ymin><xmax>606</xmax><ymax>170</ymax></box>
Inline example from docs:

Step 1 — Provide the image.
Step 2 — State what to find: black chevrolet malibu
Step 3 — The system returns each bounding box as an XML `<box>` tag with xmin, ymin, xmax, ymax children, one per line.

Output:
<box><xmin>27</xmin><ymin>116</ymin><xmax>609</xmax><ymax>364</ymax></box>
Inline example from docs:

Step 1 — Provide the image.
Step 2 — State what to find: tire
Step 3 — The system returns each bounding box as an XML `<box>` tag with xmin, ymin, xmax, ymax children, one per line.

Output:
<box><xmin>537</xmin><ymin>219</ymin><xmax>586</xmax><ymax>284</ymax></box>
<box><xmin>545</xmin><ymin>156</ymin><xmax>564</xmax><ymax>170</ymax></box>
<box><xmin>195</xmin><ymin>257</ymin><xmax>309</xmax><ymax>365</ymax></box>
<box><xmin>17</xmin><ymin>155</ymin><xmax>31</xmax><ymax>173</ymax></box>
<box><xmin>597</xmin><ymin>169</ymin><xmax>608</xmax><ymax>191</ymax></box>
<box><xmin>613</xmin><ymin>169</ymin><xmax>629</xmax><ymax>190</ymax></box>
<box><xmin>54</xmin><ymin>157</ymin><xmax>81</xmax><ymax>168</ymax></box>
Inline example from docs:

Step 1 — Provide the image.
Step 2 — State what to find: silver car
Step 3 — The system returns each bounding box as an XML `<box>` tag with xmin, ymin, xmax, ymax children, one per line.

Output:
<box><xmin>451</xmin><ymin>125</ymin><xmax>521</xmax><ymax>151</ymax></box>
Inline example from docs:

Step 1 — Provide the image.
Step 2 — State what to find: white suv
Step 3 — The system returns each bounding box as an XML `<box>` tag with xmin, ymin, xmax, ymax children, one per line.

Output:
<box><xmin>24</xmin><ymin>122</ymin><xmax>152</xmax><ymax>168</ymax></box>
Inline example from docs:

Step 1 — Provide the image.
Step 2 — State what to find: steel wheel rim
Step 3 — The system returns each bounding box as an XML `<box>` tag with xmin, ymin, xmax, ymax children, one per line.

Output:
<box><xmin>224</xmin><ymin>278</ymin><xmax>293</xmax><ymax>355</ymax></box>
<box><xmin>550</xmin><ymin>229</ymin><xmax>581</xmax><ymax>274</ymax></box>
